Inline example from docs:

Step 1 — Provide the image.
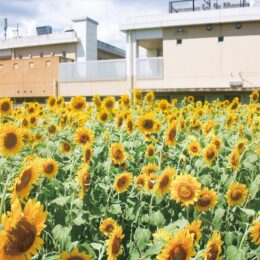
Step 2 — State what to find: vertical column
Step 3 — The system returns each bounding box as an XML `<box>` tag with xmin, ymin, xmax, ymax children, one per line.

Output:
<box><xmin>126</xmin><ymin>31</ymin><xmax>136</xmax><ymax>97</ymax></box>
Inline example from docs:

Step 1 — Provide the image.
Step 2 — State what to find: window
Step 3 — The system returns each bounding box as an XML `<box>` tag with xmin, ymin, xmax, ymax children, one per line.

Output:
<box><xmin>62</xmin><ymin>50</ymin><xmax>66</xmax><ymax>58</ymax></box>
<box><xmin>218</xmin><ymin>36</ymin><xmax>224</xmax><ymax>42</ymax></box>
<box><xmin>40</xmin><ymin>52</ymin><xmax>44</xmax><ymax>58</ymax></box>
<box><xmin>177</xmin><ymin>39</ymin><xmax>182</xmax><ymax>45</ymax></box>
<box><xmin>29</xmin><ymin>62</ymin><xmax>35</xmax><ymax>69</ymax></box>
<box><xmin>13</xmin><ymin>63</ymin><xmax>19</xmax><ymax>70</ymax></box>
<box><xmin>0</xmin><ymin>64</ymin><xmax>3</xmax><ymax>71</ymax></box>
<box><xmin>45</xmin><ymin>60</ymin><xmax>51</xmax><ymax>68</ymax></box>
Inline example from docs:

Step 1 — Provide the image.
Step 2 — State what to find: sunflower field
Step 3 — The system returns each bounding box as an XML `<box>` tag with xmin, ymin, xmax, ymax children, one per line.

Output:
<box><xmin>0</xmin><ymin>89</ymin><xmax>259</xmax><ymax>260</ymax></box>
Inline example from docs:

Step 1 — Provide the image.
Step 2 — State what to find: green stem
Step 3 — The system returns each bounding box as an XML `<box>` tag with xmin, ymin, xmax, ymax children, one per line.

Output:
<box><xmin>239</xmin><ymin>224</ymin><xmax>249</xmax><ymax>250</ymax></box>
<box><xmin>98</xmin><ymin>243</ymin><xmax>106</xmax><ymax>260</ymax></box>
<box><xmin>0</xmin><ymin>173</ymin><xmax>11</xmax><ymax>217</ymax></box>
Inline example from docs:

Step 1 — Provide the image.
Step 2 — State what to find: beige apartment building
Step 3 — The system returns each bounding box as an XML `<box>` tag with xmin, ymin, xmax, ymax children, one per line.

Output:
<box><xmin>0</xmin><ymin>17</ymin><xmax>125</xmax><ymax>99</ymax></box>
<box><xmin>59</xmin><ymin>1</ymin><xmax>260</xmax><ymax>102</ymax></box>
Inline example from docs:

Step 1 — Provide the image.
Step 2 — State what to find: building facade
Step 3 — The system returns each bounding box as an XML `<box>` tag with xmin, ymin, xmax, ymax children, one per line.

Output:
<box><xmin>59</xmin><ymin>2</ymin><xmax>260</xmax><ymax>102</ymax></box>
<box><xmin>0</xmin><ymin>17</ymin><xmax>125</xmax><ymax>98</ymax></box>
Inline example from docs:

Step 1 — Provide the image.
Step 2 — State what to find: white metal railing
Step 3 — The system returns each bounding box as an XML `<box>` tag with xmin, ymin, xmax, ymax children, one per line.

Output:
<box><xmin>59</xmin><ymin>59</ymin><xmax>126</xmax><ymax>82</ymax></box>
<box><xmin>136</xmin><ymin>57</ymin><xmax>163</xmax><ymax>80</ymax></box>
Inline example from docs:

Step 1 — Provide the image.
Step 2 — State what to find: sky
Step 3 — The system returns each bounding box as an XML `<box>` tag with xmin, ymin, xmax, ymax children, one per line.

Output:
<box><xmin>0</xmin><ymin>0</ymin><xmax>169</xmax><ymax>49</ymax></box>
<box><xmin>0</xmin><ymin>0</ymin><xmax>260</xmax><ymax>50</ymax></box>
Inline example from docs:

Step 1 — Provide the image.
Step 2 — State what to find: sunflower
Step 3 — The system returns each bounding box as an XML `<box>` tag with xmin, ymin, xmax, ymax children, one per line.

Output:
<box><xmin>117</xmin><ymin>114</ymin><xmax>124</xmax><ymax>128</ymax></box>
<box><xmin>183</xmin><ymin>220</ymin><xmax>202</xmax><ymax>243</ymax></box>
<box><xmin>171</xmin><ymin>174</ymin><xmax>201</xmax><ymax>207</ymax></box>
<box><xmin>145</xmin><ymin>91</ymin><xmax>155</xmax><ymax>105</ymax></box>
<box><xmin>146</xmin><ymin>144</ymin><xmax>155</xmax><ymax>158</ymax></box>
<box><xmin>0</xmin><ymin>98</ymin><xmax>12</xmax><ymax>115</ymax></box>
<box><xmin>164</xmin><ymin>121</ymin><xmax>177</xmax><ymax>147</ymax></box>
<box><xmin>0</xmin><ymin>199</ymin><xmax>47</xmax><ymax>260</ymax></box>
<box><xmin>250</xmin><ymin>90</ymin><xmax>259</xmax><ymax>103</ymax></box>
<box><xmin>102</xmin><ymin>96</ymin><xmax>115</xmax><ymax>111</ymax></box>
<box><xmin>114</xmin><ymin>172</ymin><xmax>132</xmax><ymax>193</ymax></box>
<box><xmin>21</xmin><ymin>118</ymin><xmax>30</xmax><ymax>128</ymax></box>
<box><xmin>125</xmin><ymin>116</ymin><xmax>134</xmax><ymax>134</ymax></box>
<box><xmin>195</xmin><ymin>188</ymin><xmax>218</xmax><ymax>211</ymax></box>
<box><xmin>93</xmin><ymin>94</ymin><xmax>102</xmax><ymax>109</ymax></box>
<box><xmin>142</xmin><ymin>163</ymin><xmax>159</xmax><ymax>176</ymax></box>
<box><xmin>47</xmin><ymin>96</ymin><xmax>56</xmax><ymax>108</ymax></box>
<box><xmin>204</xmin><ymin>231</ymin><xmax>222</xmax><ymax>260</ymax></box>
<box><xmin>47</xmin><ymin>124</ymin><xmax>57</xmax><ymax>136</ymax></box>
<box><xmin>77</xmin><ymin>165</ymin><xmax>91</xmax><ymax>199</ymax></box>
<box><xmin>0</xmin><ymin>124</ymin><xmax>23</xmax><ymax>157</ymax></box>
<box><xmin>11</xmin><ymin>161</ymin><xmax>39</xmax><ymax>202</ymax></box>
<box><xmin>134</xmin><ymin>88</ymin><xmax>142</xmax><ymax>105</ymax></box>
<box><xmin>83</xmin><ymin>144</ymin><xmax>93</xmax><ymax>164</ymax></box>
<box><xmin>137</xmin><ymin>113</ymin><xmax>158</xmax><ymax>134</ymax></box>
<box><xmin>145</xmin><ymin>173</ymin><xmax>157</xmax><ymax>192</ymax></box>
<box><xmin>203</xmin><ymin>144</ymin><xmax>217</xmax><ymax>164</ymax></box>
<box><xmin>75</xmin><ymin>128</ymin><xmax>94</xmax><ymax>146</ymax></box>
<box><xmin>29</xmin><ymin>115</ymin><xmax>38</xmax><ymax>127</ymax></box>
<box><xmin>59</xmin><ymin>247</ymin><xmax>91</xmax><ymax>260</ymax></box>
<box><xmin>203</xmin><ymin>120</ymin><xmax>215</xmax><ymax>134</ymax></box>
<box><xmin>188</xmin><ymin>140</ymin><xmax>201</xmax><ymax>157</ymax></box>
<box><xmin>157</xmin><ymin>230</ymin><xmax>195</xmax><ymax>260</ymax></box>
<box><xmin>60</xmin><ymin>141</ymin><xmax>72</xmax><ymax>154</ymax></box>
<box><xmin>249</xmin><ymin>220</ymin><xmax>260</xmax><ymax>245</ymax></box>
<box><xmin>121</xmin><ymin>94</ymin><xmax>130</xmax><ymax>108</ymax></box>
<box><xmin>158</xmin><ymin>99</ymin><xmax>170</xmax><ymax>113</ymax></box>
<box><xmin>110</xmin><ymin>143</ymin><xmax>126</xmax><ymax>165</ymax></box>
<box><xmin>97</xmin><ymin>109</ymin><xmax>109</xmax><ymax>124</ymax></box>
<box><xmin>234</xmin><ymin>138</ymin><xmax>247</xmax><ymax>154</ymax></box>
<box><xmin>41</xmin><ymin>158</ymin><xmax>59</xmax><ymax>179</ymax></box>
<box><xmin>100</xmin><ymin>218</ymin><xmax>118</xmax><ymax>237</ymax></box>
<box><xmin>155</xmin><ymin>168</ymin><xmax>175</xmax><ymax>197</ymax></box>
<box><xmin>70</xmin><ymin>96</ymin><xmax>86</xmax><ymax>111</ymax></box>
<box><xmin>153</xmin><ymin>228</ymin><xmax>171</xmax><ymax>244</ymax></box>
<box><xmin>226</xmin><ymin>183</ymin><xmax>248</xmax><ymax>207</ymax></box>
<box><xmin>106</xmin><ymin>226</ymin><xmax>124</xmax><ymax>260</ymax></box>
<box><xmin>135</xmin><ymin>174</ymin><xmax>146</xmax><ymax>191</ymax></box>
<box><xmin>229</xmin><ymin>150</ymin><xmax>240</xmax><ymax>170</ymax></box>
<box><xmin>211</xmin><ymin>136</ymin><xmax>222</xmax><ymax>151</ymax></box>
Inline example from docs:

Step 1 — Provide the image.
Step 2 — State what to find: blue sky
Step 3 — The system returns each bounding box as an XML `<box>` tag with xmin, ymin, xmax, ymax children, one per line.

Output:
<box><xmin>0</xmin><ymin>0</ymin><xmax>259</xmax><ymax>49</ymax></box>
<box><xmin>0</xmin><ymin>0</ymin><xmax>169</xmax><ymax>49</ymax></box>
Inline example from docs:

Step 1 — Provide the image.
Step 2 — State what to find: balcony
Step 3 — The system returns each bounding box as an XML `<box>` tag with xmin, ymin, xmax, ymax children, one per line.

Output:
<box><xmin>59</xmin><ymin>59</ymin><xmax>126</xmax><ymax>82</ymax></box>
<box><xmin>169</xmin><ymin>0</ymin><xmax>250</xmax><ymax>13</ymax></box>
<box><xmin>136</xmin><ymin>57</ymin><xmax>163</xmax><ymax>80</ymax></box>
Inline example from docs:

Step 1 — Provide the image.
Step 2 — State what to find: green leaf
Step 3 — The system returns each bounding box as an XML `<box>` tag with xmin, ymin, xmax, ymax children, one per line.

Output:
<box><xmin>249</xmin><ymin>175</ymin><xmax>260</xmax><ymax>199</ymax></box>
<box><xmin>90</xmin><ymin>242</ymin><xmax>103</xmax><ymax>251</ymax></box>
<box><xmin>42</xmin><ymin>255</ymin><xmax>60</xmax><ymax>260</ymax></box>
<box><xmin>239</xmin><ymin>208</ymin><xmax>256</xmax><ymax>217</ymax></box>
<box><xmin>224</xmin><ymin>232</ymin><xmax>236</xmax><ymax>246</ymax></box>
<box><xmin>226</xmin><ymin>245</ymin><xmax>246</xmax><ymax>260</ymax></box>
<box><xmin>53</xmin><ymin>224</ymin><xmax>71</xmax><ymax>249</ymax></box>
<box><xmin>52</xmin><ymin>196</ymin><xmax>70</xmax><ymax>206</ymax></box>
<box><xmin>73</xmin><ymin>214</ymin><xmax>86</xmax><ymax>226</ymax></box>
<box><xmin>213</xmin><ymin>208</ymin><xmax>225</xmax><ymax>230</ymax></box>
<box><xmin>143</xmin><ymin>244</ymin><xmax>162</xmax><ymax>258</ymax></box>
<box><xmin>200</xmin><ymin>175</ymin><xmax>212</xmax><ymax>186</ymax></box>
<box><xmin>110</xmin><ymin>204</ymin><xmax>122</xmax><ymax>215</ymax></box>
<box><xmin>134</xmin><ymin>228</ymin><xmax>151</xmax><ymax>251</ymax></box>
<box><xmin>242</xmin><ymin>161</ymin><xmax>255</xmax><ymax>171</ymax></box>
<box><xmin>149</xmin><ymin>211</ymin><xmax>165</xmax><ymax>227</ymax></box>
<box><xmin>246</xmin><ymin>153</ymin><xmax>258</xmax><ymax>163</ymax></box>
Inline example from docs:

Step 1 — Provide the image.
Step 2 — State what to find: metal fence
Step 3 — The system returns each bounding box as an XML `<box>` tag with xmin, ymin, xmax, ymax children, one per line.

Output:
<box><xmin>59</xmin><ymin>59</ymin><xmax>127</xmax><ymax>82</ymax></box>
<box><xmin>169</xmin><ymin>0</ymin><xmax>250</xmax><ymax>13</ymax></box>
<box><xmin>136</xmin><ymin>57</ymin><xmax>163</xmax><ymax>80</ymax></box>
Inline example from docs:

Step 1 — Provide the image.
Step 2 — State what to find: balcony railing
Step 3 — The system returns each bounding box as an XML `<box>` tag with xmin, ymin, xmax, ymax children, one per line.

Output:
<box><xmin>169</xmin><ymin>0</ymin><xmax>250</xmax><ymax>13</ymax></box>
<box><xmin>136</xmin><ymin>57</ymin><xmax>163</xmax><ymax>80</ymax></box>
<box><xmin>59</xmin><ymin>59</ymin><xmax>126</xmax><ymax>82</ymax></box>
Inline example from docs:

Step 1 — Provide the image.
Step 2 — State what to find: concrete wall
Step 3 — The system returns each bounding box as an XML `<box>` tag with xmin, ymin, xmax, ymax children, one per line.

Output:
<box><xmin>13</xmin><ymin>43</ymin><xmax>76</xmax><ymax>60</ymax></box>
<box><xmin>59</xmin><ymin>80</ymin><xmax>128</xmax><ymax>97</ymax></box>
<box><xmin>0</xmin><ymin>56</ymin><xmax>59</xmax><ymax>97</ymax></box>
<box><xmin>162</xmin><ymin>21</ymin><xmax>260</xmax><ymax>89</ymax></box>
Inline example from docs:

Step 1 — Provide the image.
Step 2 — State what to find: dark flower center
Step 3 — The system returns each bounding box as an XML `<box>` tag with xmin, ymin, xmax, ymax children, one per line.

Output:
<box><xmin>4</xmin><ymin>132</ymin><xmax>18</xmax><ymax>149</ymax></box>
<box><xmin>16</xmin><ymin>169</ymin><xmax>32</xmax><ymax>192</ymax></box>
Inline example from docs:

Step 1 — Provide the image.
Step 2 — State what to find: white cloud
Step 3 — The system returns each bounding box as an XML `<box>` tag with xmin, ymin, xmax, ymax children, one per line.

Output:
<box><xmin>1</xmin><ymin>0</ymin><xmax>169</xmax><ymax>49</ymax></box>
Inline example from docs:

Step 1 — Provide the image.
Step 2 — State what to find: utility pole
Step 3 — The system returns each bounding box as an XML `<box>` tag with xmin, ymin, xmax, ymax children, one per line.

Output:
<box><xmin>4</xmin><ymin>18</ymin><xmax>8</xmax><ymax>39</ymax></box>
